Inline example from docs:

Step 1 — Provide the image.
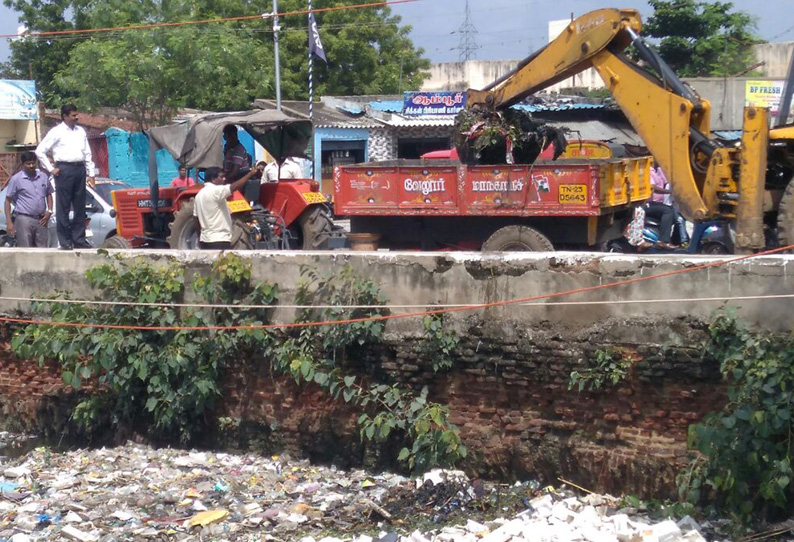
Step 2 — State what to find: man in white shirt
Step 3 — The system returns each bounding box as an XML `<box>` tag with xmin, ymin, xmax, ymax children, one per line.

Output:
<box><xmin>264</xmin><ymin>157</ymin><xmax>305</xmax><ymax>182</ymax></box>
<box><xmin>193</xmin><ymin>164</ymin><xmax>264</xmax><ymax>250</ymax></box>
<box><xmin>35</xmin><ymin>104</ymin><xmax>96</xmax><ymax>250</ymax></box>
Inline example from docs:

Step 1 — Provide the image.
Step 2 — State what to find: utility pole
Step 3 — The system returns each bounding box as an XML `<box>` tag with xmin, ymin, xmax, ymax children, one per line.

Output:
<box><xmin>456</xmin><ymin>0</ymin><xmax>480</xmax><ymax>62</ymax></box>
<box><xmin>273</xmin><ymin>0</ymin><xmax>282</xmax><ymax>111</ymax></box>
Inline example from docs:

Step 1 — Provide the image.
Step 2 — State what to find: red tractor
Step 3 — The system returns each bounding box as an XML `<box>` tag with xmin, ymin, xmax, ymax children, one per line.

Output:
<box><xmin>103</xmin><ymin>110</ymin><xmax>340</xmax><ymax>250</ymax></box>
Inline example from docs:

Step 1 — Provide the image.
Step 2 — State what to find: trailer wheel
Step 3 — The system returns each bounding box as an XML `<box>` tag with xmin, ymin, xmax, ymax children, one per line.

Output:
<box><xmin>481</xmin><ymin>225</ymin><xmax>554</xmax><ymax>252</ymax></box>
<box><xmin>167</xmin><ymin>200</ymin><xmax>253</xmax><ymax>250</ymax></box>
<box><xmin>777</xmin><ymin>179</ymin><xmax>794</xmax><ymax>250</ymax></box>
<box><xmin>295</xmin><ymin>205</ymin><xmax>334</xmax><ymax>250</ymax></box>
<box><xmin>101</xmin><ymin>235</ymin><xmax>132</xmax><ymax>249</ymax></box>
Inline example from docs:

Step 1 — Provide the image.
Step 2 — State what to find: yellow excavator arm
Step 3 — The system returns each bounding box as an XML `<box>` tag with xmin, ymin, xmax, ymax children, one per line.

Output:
<box><xmin>466</xmin><ymin>8</ymin><xmax>769</xmax><ymax>249</ymax></box>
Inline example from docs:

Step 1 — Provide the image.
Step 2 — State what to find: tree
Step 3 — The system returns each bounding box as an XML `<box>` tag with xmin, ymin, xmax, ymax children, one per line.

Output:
<box><xmin>643</xmin><ymin>0</ymin><xmax>760</xmax><ymax>77</ymax></box>
<box><xmin>4</xmin><ymin>0</ymin><xmax>430</xmax><ymax>124</ymax></box>
<box><xmin>276</xmin><ymin>0</ymin><xmax>430</xmax><ymax>99</ymax></box>
<box><xmin>3</xmin><ymin>0</ymin><xmax>91</xmax><ymax>104</ymax></box>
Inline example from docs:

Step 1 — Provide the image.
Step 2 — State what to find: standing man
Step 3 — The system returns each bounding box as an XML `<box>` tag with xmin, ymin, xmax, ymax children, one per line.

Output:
<box><xmin>35</xmin><ymin>104</ymin><xmax>96</xmax><ymax>250</ymax></box>
<box><xmin>170</xmin><ymin>166</ymin><xmax>196</xmax><ymax>188</ymax></box>
<box><xmin>264</xmin><ymin>157</ymin><xmax>304</xmax><ymax>182</ymax></box>
<box><xmin>193</xmin><ymin>164</ymin><xmax>264</xmax><ymax>250</ymax></box>
<box><xmin>4</xmin><ymin>152</ymin><xmax>53</xmax><ymax>247</ymax></box>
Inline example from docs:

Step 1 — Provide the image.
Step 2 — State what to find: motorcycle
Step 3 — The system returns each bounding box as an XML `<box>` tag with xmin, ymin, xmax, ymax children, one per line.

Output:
<box><xmin>608</xmin><ymin>215</ymin><xmax>734</xmax><ymax>254</ymax></box>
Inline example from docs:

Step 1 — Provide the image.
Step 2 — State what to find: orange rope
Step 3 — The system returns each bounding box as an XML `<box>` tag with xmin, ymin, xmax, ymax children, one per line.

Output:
<box><xmin>2</xmin><ymin>246</ymin><xmax>791</xmax><ymax>332</ymax></box>
<box><xmin>0</xmin><ymin>0</ymin><xmax>419</xmax><ymax>39</ymax></box>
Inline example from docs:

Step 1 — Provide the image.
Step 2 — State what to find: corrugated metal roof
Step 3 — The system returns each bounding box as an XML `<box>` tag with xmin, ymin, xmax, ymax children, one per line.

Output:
<box><xmin>367</xmin><ymin>101</ymin><xmax>609</xmax><ymax>114</ymax></box>
<box><xmin>252</xmin><ymin>99</ymin><xmax>383</xmax><ymax>129</ymax></box>
<box><xmin>376</xmin><ymin>115</ymin><xmax>456</xmax><ymax>127</ymax></box>
<box><xmin>545</xmin><ymin>120</ymin><xmax>644</xmax><ymax>146</ymax></box>
<box><xmin>514</xmin><ymin>103</ymin><xmax>608</xmax><ymax>112</ymax></box>
<box><xmin>368</xmin><ymin>100</ymin><xmax>403</xmax><ymax>113</ymax></box>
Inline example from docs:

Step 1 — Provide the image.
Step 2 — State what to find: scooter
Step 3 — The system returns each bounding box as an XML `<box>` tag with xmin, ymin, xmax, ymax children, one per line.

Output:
<box><xmin>607</xmin><ymin>216</ymin><xmax>734</xmax><ymax>254</ymax></box>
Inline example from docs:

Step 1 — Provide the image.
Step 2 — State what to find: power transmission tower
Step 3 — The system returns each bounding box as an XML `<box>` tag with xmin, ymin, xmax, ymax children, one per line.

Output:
<box><xmin>456</xmin><ymin>0</ymin><xmax>480</xmax><ymax>62</ymax></box>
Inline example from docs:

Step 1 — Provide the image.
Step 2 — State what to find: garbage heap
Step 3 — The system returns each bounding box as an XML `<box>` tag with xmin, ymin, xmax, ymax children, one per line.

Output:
<box><xmin>453</xmin><ymin>106</ymin><xmax>567</xmax><ymax>166</ymax></box>
<box><xmin>0</xmin><ymin>440</ymin><xmax>728</xmax><ymax>542</ymax></box>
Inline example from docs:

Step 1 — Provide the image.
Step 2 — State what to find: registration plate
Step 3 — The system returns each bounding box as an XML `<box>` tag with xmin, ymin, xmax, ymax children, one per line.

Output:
<box><xmin>558</xmin><ymin>184</ymin><xmax>587</xmax><ymax>204</ymax></box>
<box><xmin>227</xmin><ymin>199</ymin><xmax>252</xmax><ymax>213</ymax></box>
<box><xmin>302</xmin><ymin>192</ymin><xmax>327</xmax><ymax>204</ymax></box>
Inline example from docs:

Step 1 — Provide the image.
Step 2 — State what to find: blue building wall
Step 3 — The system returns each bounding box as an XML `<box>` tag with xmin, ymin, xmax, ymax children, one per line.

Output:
<box><xmin>106</xmin><ymin>127</ymin><xmax>255</xmax><ymax>189</ymax></box>
<box><xmin>106</xmin><ymin>128</ymin><xmax>179</xmax><ymax>188</ymax></box>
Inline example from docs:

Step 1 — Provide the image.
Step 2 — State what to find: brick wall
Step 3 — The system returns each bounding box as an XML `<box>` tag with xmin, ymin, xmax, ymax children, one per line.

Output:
<box><xmin>0</xmin><ymin>314</ymin><xmax>726</xmax><ymax>499</ymax></box>
<box><xmin>2</xmin><ymin>249</ymin><xmax>785</xmax><ymax>499</ymax></box>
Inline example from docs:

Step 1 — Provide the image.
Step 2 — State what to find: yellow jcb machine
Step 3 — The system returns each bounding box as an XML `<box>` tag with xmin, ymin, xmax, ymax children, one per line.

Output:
<box><xmin>467</xmin><ymin>8</ymin><xmax>794</xmax><ymax>251</ymax></box>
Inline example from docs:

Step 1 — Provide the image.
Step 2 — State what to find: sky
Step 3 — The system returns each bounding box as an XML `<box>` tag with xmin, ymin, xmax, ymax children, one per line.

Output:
<box><xmin>1</xmin><ymin>0</ymin><xmax>793</xmax><ymax>67</ymax></box>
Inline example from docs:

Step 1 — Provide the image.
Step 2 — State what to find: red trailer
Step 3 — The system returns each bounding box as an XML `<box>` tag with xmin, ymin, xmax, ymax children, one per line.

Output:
<box><xmin>334</xmin><ymin>158</ymin><xmax>651</xmax><ymax>251</ymax></box>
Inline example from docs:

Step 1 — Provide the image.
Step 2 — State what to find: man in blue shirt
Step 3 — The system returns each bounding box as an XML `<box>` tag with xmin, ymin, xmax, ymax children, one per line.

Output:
<box><xmin>4</xmin><ymin>152</ymin><xmax>54</xmax><ymax>247</ymax></box>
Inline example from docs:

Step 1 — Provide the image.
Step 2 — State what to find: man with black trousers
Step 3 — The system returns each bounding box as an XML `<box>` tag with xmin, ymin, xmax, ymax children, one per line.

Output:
<box><xmin>35</xmin><ymin>104</ymin><xmax>96</xmax><ymax>250</ymax></box>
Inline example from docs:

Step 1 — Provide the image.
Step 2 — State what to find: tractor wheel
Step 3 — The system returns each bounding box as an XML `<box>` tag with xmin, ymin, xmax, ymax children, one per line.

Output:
<box><xmin>167</xmin><ymin>200</ymin><xmax>199</xmax><ymax>249</ymax></box>
<box><xmin>167</xmin><ymin>200</ymin><xmax>253</xmax><ymax>250</ymax></box>
<box><xmin>295</xmin><ymin>205</ymin><xmax>334</xmax><ymax>250</ymax></box>
<box><xmin>481</xmin><ymin>225</ymin><xmax>554</xmax><ymax>252</ymax></box>
<box><xmin>101</xmin><ymin>235</ymin><xmax>132</xmax><ymax>249</ymax></box>
<box><xmin>777</xmin><ymin>179</ymin><xmax>794</xmax><ymax>250</ymax></box>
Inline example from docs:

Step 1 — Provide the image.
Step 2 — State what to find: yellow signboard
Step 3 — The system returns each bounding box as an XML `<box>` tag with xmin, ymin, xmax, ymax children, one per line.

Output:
<box><xmin>558</xmin><ymin>184</ymin><xmax>587</xmax><ymax>204</ymax></box>
<box><xmin>227</xmin><ymin>199</ymin><xmax>252</xmax><ymax>213</ymax></box>
<box><xmin>302</xmin><ymin>192</ymin><xmax>327</xmax><ymax>204</ymax></box>
<box><xmin>746</xmin><ymin>80</ymin><xmax>784</xmax><ymax>115</ymax></box>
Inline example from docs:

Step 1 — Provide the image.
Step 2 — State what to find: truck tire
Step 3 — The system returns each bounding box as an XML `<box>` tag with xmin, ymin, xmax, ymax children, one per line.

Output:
<box><xmin>777</xmin><ymin>180</ymin><xmax>794</xmax><ymax>249</ymax></box>
<box><xmin>697</xmin><ymin>242</ymin><xmax>730</xmax><ymax>255</ymax></box>
<box><xmin>101</xmin><ymin>235</ymin><xmax>131</xmax><ymax>249</ymax></box>
<box><xmin>167</xmin><ymin>200</ymin><xmax>253</xmax><ymax>250</ymax></box>
<box><xmin>481</xmin><ymin>225</ymin><xmax>554</xmax><ymax>252</ymax></box>
<box><xmin>296</xmin><ymin>206</ymin><xmax>333</xmax><ymax>250</ymax></box>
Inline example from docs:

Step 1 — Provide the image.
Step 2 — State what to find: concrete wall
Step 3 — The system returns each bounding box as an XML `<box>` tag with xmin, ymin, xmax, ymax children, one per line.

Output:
<box><xmin>683</xmin><ymin>78</ymin><xmax>749</xmax><ymax>130</ymax></box>
<box><xmin>683</xmin><ymin>76</ymin><xmax>794</xmax><ymax>130</ymax></box>
<box><xmin>1</xmin><ymin>250</ymin><xmax>793</xmax><ymax>495</ymax></box>
<box><xmin>0</xmin><ymin>250</ymin><xmax>791</xmax><ymax>330</ymax></box>
<box><xmin>754</xmin><ymin>41</ymin><xmax>794</xmax><ymax>78</ymax></box>
<box><xmin>421</xmin><ymin>60</ymin><xmax>521</xmax><ymax>92</ymax></box>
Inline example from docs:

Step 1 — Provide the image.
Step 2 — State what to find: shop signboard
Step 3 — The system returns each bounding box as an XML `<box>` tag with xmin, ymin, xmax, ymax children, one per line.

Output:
<box><xmin>402</xmin><ymin>91</ymin><xmax>465</xmax><ymax>116</ymax></box>
<box><xmin>0</xmin><ymin>79</ymin><xmax>37</xmax><ymax>120</ymax></box>
<box><xmin>745</xmin><ymin>80</ymin><xmax>785</xmax><ymax>116</ymax></box>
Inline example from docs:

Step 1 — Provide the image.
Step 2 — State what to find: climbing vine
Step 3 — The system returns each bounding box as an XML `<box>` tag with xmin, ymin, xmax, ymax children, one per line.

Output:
<box><xmin>417</xmin><ymin>313</ymin><xmax>459</xmax><ymax>373</ymax></box>
<box><xmin>11</xmin><ymin>256</ymin><xmax>466</xmax><ymax>472</ymax></box>
<box><xmin>679</xmin><ymin>313</ymin><xmax>794</xmax><ymax>526</ymax></box>
<box><xmin>273</xmin><ymin>264</ymin><xmax>467</xmax><ymax>472</ymax></box>
<box><xmin>11</xmin><ymin>253</ymin><xmax>277</xmax><ymax>442</ymax></box>
<box><xmin>568</xmin><ymin>347</ymin><xmax>633</xmax><ymax>392</ymax></box>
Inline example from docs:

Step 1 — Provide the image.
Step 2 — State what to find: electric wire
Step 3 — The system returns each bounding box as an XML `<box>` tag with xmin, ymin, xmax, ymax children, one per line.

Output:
<box><xmin>0</xmin><ymin>245</ymin><xmax>791</xmax><ymax>331</ymax></box>
<box><xmin>0</xmin><ymin>0</ymin><xmax>419</xmax><ymax>40</ymax></box>
<box><xmin>0</xmin><ymin>293</ymin><xmax>792</xmax><ymax>310</ymax></box>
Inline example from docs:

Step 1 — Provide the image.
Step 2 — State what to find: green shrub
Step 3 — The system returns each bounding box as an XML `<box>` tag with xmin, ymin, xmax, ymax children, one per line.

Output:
<box><xmin>680</xmin><ymin>313</ymin><xmax>794</xmax><ymax>526</ymax></box>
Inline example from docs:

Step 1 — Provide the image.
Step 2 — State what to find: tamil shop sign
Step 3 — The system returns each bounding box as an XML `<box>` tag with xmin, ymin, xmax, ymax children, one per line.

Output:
<box><xmin>402</xmin><ymin>91</ymin><xmax>466</xmax><ymax>116</ymax></box>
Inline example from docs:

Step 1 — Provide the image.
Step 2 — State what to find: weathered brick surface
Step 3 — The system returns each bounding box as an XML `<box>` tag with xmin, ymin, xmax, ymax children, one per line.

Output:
<box><xmin>0</xmin><ymin>316</ymin><xmax>724</xmax><ymax>499</ymax></box>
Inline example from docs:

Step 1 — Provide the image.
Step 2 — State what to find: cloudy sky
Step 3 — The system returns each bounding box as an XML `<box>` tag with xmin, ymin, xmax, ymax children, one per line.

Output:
<box><xmin>1</xmin><ymin>0</ymin><xmax>792</xmax><ymax>67</ymax></box>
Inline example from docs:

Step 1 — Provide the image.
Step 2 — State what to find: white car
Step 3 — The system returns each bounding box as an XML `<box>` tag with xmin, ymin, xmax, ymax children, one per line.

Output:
<box><xmin>0</xmin><ymin>178</ymin><xmax>130</xmax><ymax>247</ymax></box>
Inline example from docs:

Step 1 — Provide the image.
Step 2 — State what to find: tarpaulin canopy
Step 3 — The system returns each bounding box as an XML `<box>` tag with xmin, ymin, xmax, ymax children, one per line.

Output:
<box><xmin>145</xmin><ymin>109</ymin><xmax>312</xmax><ymax>210</ymax></box>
